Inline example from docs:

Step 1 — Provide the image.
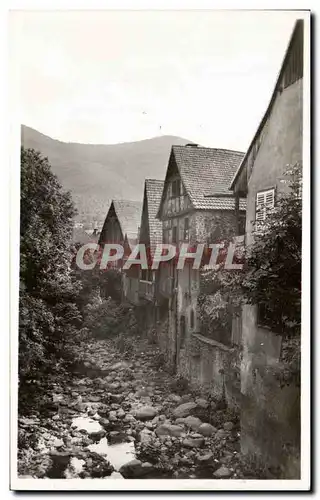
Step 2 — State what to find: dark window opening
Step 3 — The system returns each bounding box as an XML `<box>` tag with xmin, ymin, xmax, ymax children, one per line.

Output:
<box><xmin>172</xmin><ymin>179</ymin><xmax>181</xmax><ymax>198</ymax></box>
<box><xmin>184</xmin><ymin>217</ymin><xmax>190</xmax><ymax>240</ymax></box>
<box><xmin>141</xmin><ymin>269</ymin><xmax>147</xmax><ymax>280</ymax></box>
<box><xmin>190</xmin><ymin>308</ymin><xmax>195</xmax><ymax>329</ymax></box>
<box><xmin>172</xmin><ymin>226</ymin><xmax>177</xmax><ymax>244</ymax></box>
<box><xmin>180</xmin><ymin>315</ymin><xmax>186</xmax><ymax>349</ymax></box>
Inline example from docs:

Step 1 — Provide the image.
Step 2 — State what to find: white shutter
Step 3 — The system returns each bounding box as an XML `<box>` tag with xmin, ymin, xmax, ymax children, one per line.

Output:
<box><xmin>256</xmin><ymin>192</ymin><xmax>266</xmax><ymax>221</ymax></box>
<box><xmin>256</xmin><ymin>189</ymin><xmax>275</xmax><ymax>221</ymax></box>
<box><xmin>265</xmin><ymin>190</ymin><xmax>275</xmax><ymax>210</ymax></box>
<box><xmin>255</xmin><ymin>189</ymin><xmax>275</xmax><ymax>231</ymax></box>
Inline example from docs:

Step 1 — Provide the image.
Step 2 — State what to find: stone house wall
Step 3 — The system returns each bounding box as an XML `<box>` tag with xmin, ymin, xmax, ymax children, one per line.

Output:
<box><xmin>161</xmin><ymin>209</ymin><xmax>242</xmax><ymax>399</ymax></box>
<box><xmin>238</xmin><ymin>76</ymin><xmax>303</xmax><ymax>477</ymax></box>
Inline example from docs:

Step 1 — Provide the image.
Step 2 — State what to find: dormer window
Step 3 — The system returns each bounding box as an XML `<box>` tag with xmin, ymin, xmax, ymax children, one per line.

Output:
<box><xmin>172</xmin><ymin>179</ymin><xmax>181</xmax><ymax>198</ymax></box>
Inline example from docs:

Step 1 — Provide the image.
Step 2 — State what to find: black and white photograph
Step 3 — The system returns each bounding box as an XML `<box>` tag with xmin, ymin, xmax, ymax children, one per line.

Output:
<box><xmin>9</xmin><ymin>6</ymin><xmax>310</xmax><ymax>491</ymax></box>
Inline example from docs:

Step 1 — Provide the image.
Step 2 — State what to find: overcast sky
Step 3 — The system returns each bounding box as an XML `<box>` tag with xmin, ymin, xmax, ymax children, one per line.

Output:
<box><xmin>10</xmin><ymin>10</ymin><xmax>302</xmax><ymax>150</ymax></box>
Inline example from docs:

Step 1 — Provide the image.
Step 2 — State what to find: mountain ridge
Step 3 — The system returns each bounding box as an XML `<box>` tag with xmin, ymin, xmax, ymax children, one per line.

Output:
<box><xmin>21</xmin><ymin>125</ymin><xmax>192</xmax><ymax>226</ymax></box>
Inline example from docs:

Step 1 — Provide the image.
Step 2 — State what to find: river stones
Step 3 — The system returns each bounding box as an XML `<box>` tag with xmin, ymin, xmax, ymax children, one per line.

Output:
<box><xmin>135</xmin><ymin>406</ymin><xmax>158</xmax><ymax>421</ymax></box>
<box><xmin>213</xmin><ymin>466</ymin><xmax>232</xmax><ymax>478</ymax></box>
<box><xmin>173</xmin><ymin>402</ymin><xmax>198</xmax><ymax>418</ymax></box>
<box><xmin>198</xmin><ymin>423</ymin><xmax>217</xmax><ymax>437</ymax></box>
<box><xmin>155</xmin><ymin>424</ymin><xmax>185</xmax><ymax>438</ymax></box>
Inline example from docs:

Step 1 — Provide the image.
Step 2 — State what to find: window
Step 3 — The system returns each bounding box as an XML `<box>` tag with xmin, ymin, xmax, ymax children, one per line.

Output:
<box><xmin>141</xmin><ymin>269</ymin><xmax>147</xmax><ymax>281</ymax></box>
<box><xmin>184</xmin><ymin>217</ymin><xmax>190</xmax><ymax>241</ymax></box>
<box><xmin>180</xmin><ymin>316</ymin><xmax>186</xmax><ymax>349</ymax></box>
<box><xmin>255</xmin><ymin>188</ymin><xmax>275</xmax><ymax>229</ymax></box>
<box><xmin>190</xmin><ymin>308</ymin><xmax>195</xmax><ymax>329</ymax></box>
<box><xmin>172</xmin><ymin>226</ymin><xmax>177</xmax><ymax>244</ymax></box>
<box><xmin>172</xmin><ymin>179</ymin><xmax>181</xmax><ymax>198</ymax></box>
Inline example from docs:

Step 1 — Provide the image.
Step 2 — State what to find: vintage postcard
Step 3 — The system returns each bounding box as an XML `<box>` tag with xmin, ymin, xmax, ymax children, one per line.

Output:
<box><xmin>9</xmin><ymin>7</ymin><xmax>310</xmax><ymax>491</ymax></box>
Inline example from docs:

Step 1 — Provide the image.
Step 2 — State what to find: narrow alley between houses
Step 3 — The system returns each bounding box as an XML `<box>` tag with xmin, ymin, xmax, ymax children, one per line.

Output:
<box><xmin>18</xmin><ymin>335</ymin><xmax>261</xmax><ymax>480</ymax></box>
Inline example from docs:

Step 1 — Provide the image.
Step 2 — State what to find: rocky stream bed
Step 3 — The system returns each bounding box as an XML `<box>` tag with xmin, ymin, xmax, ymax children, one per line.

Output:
<box><xmin>18</xmin><ymin>337</ymin><xmax>259</xmax><ymax>480</ymax></box>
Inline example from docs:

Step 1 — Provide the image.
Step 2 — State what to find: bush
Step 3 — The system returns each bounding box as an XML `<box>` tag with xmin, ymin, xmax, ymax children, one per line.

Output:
<box><xmin>83</xmin><ymin>297</ymin><xmax>138</xmax><ymax>338</ymax></box>
<box><xmin>72</xmin><ymin>261</ymin><xmax>122</xmax><ymax>313</ymax></box>
<box><xmin>199</xmin><ymin>164</ymin><xmax>302</xmax><ymax>355</ymax></box>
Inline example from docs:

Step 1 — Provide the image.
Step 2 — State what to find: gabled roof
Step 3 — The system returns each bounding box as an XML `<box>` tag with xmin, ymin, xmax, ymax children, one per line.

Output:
<box><xmin>72</xmin><ymin>226</ymin><xmax>91</xmax><ymax>244</ymax></box>
<box><xmin>157</xmin><ymin>145</ymin><xmax>245</xmax><ymax>217</ymax></box>
<box><xmin>144</xmin><ymin>179</ymin><xmax>164</xmax><ymax>254</ymax></box>
<box><xmin>100</xmin><ymin>199</ymin><xmax>142</xmax><ymax>244</ymax></box>
<box><xmin>230</xmin><ymin>19</ymin><xmax>304</xmax><ymax>191</ymax></box>
<box><xmin>112</xmin><ymin>199</ymin><xmax>142</xmax><ymax>240</ymax></box>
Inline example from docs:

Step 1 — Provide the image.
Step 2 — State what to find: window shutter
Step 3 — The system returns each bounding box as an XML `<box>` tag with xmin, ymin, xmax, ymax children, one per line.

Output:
<box><xmin>265</xmin><ymin>190</ymin><xmax>275</xmax><ymax>209</ymax></box>
<box><xmin>256</xmin><ymin>192</ymin><xmax>265</xmax><ymax>222</ymax></box>
<box><xmin>256</xmin><ymin>189</ymin><xmax>275</xmax><ymax>221</ymax></box>
<box><xmin>256</xmin><ymin>189</ymin><xmax>275</xmax><ymax>230</ymax></box>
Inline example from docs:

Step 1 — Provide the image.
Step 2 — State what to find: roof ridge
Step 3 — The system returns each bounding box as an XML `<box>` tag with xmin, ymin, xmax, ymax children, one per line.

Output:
<box><xmin>145</xmin><ymin>178</ymin><xmax>165</xmax><ymax>184</ymax></box>
<box><xmin>112</xmin><ymin>198</ymin><xmax>142</xmax><ymax>204</ymax></box>
<box><xmin>172</xmin><ymin>144</ymin><xmax>245</xmax><ymax>155</ymax></box>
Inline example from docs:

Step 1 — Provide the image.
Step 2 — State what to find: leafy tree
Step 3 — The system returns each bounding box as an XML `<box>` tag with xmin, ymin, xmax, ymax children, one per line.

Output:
<box><xmin>19</xmin><ymin>148</ymin><xmax>82</xmax><ymax>399</ymax></box>
<box><xmin>243</xmin><ymin>162</ymin><xmax>302</xmax><ymax>336</ymax></box>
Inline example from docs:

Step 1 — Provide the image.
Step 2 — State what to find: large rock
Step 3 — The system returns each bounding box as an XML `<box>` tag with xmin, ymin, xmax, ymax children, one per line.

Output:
<box><xmin>223</xmin><ymin>421</ymin><xmax>234</xmax><ymax>431</ymax></box>
<box><xmin>140</xmin><ymin>430</ymin><xmax>152</xmax><ymax>444</ymax></box>
<box><xmin>89</xmin><ymin>429</ymin><xmax>106</xmax><ymax>440</ymax></box>
<box><xmin>215</xmin><ymin>429</ymin><xmax>227</xmax><ymax>439</ymax></box>
<box><xmin>155</xmin><ymin>424</ymin><xmax>185</xmax><ymax>438</ymax></box>
<box><xmin>213</xmin><ymin>466</ymin><xmax>232</xmax><ymax>478</ymax></box>
<box><xmin>109</xmin><ymin>382</ymin><xmax>121</xmax><ymax>392</ymax></box>
<box><xmin>167</xmin><ymin>394</ymin><xmax>182</xmax><ymax>404</ymax></box>
<box><xmin>53</xmin><ymin>438</ymin><xmax>64</xmax><ymax>448</ymax></box>
<box><xmin>184</xmin><ymin>416</ymin><xmax>202</xmax><ymax>431</ymax></box>
<box><xmin>136</xmin><ymin>388</ymin><xmax>151</xmax><ymax>398</ymax></box>
<box><xmin>198</xmin><ymin>423</ymin><xmax>217</xmax><ymax>437</ymax></box>
<box><xmin>195</xmin><ymin>398</ymin><xmax>209</xmax><ymax>409</ymax></box>
<box><xmin>117</xmin><ymin>408</ymin><xmax>125</xmax><ymax>418</ymax></box>
<box><xmin>119</xmin><ymin>459</ymin><xmax>153</xmax><ymax>478</ymax></box>
<box><xmin>109</xmin><ymin>394</ymin><xmax>123</xmax><ymax>404</ymax></box>
<box><xmin>123</xmin><ymin>414</ymin><xmax>136</xmax><ymax>423</ymax></box>
<box><xmin>173</xmin><ymin>402</ymin><xmax>198</xmax><ymax>418</ymax></box>
<box><xmin>135</xmin><ymin>406</ymin><xmax>158</xmax><ymax>421</ymax></box>
<box><xmin>175</xmin><ymin>417</ymin><xmax>186</xmax><ymax>425</ymax></box>
<box><xmin>110</xmin><ymin>361</ymin><xmax>130</xmax><ymax>371</ymax></box>
<box><xmin>108</xmin><ymin>411</ymin><xmax>117</xmax><ymax>422</ymax></box>
<box><xmin>182</xmin><ymin>437</ymin><xmax>204</xmax><ymax>448</ymax></box>
<box><xmin>196</xmin><ymin>451</ymin><xmax>213</xmax><ymax>464</ymax></box>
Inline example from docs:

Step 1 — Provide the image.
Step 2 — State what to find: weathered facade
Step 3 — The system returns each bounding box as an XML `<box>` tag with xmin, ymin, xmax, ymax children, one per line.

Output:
<box><xmin>136</xmin><ymin>179</ymin><xmax>164</xmax><ymax>330</ymax></box>
<box><xmin>230</xmin><ymin>20</ymin><xmax>303</xmax><ymax>478</ymax></box>
<box><xmin>156</xmin><ymin>145</ymin><xmax>245</xmax><ymax>400</ymax></box>
<box><xmin>99</xmin><ymin>199</ymin><xmax>142</xmax><ymax>304</ymax></box>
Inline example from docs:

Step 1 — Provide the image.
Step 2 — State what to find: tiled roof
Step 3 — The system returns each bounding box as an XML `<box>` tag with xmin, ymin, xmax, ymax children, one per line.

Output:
<box><xmin>72</xmin><ymin>227</ymin><xmax>91</xmax><ymax>244</ymax></box>
<box><xmin>158</xmin><ymin>145</ymin><xmax>245</xmax><ymax>214</ymax></box>
<box><xmin>113</xmin><ymin>199</ymin><xmax>142</xmax><ymax>240</ymax></box>
<box><xmin>145</xmin><ymin>179</ymin><xmax>164</xmax><ymax>255</ymax></box>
